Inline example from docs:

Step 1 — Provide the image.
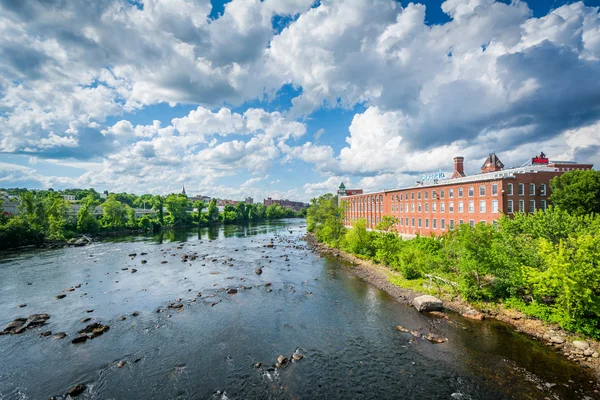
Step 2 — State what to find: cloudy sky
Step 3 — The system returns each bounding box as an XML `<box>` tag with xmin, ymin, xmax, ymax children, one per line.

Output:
<box><xmin>0</xmin><ymin>0</ymin><xmax>599</xmax><ymax>201</ymax></box>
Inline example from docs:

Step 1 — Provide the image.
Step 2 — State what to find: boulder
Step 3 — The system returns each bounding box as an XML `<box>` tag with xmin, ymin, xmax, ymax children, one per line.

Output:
<box><xmin>117</xmin><ymin>360</ymin><xmax>126</xmax><ymax>368</ymax></box>
<box><xmin>55</xmin><ymin>294</ymin><xmax>67</xmax><ymax>299</ymax></box>
<box><xmin>292</xmin><ymin>353</ymin><xmax>304</xmax><ymax>361</ymax></box>
<box><xmin>67</xmin><ymin>384</ymin><xmax>86</xmax><ymax>397</ymax></box>
<box><xmin>39</xmin><ymin>330</ymin><xmax>52</xmax><ymax>337</ymax></box>
<box><xmin>255</xmin><ymin>267</ymin><xmax>263</xmax><ymax>275</ymax></box>
<box><xmin>226</xmin><ymin>288</ymin><xmax>238</xmax><ymax>295</ymax></box>
<box><xmin>412</xmin><ymin>295</ymin><xmax>443</xmax><ymax>312</ymax></box>
<box><xmin>425</xmin><ymin>333</ymin><xmax>448</xmax><ymax>343</ymax></box>
<box><xmin>53</xmin><ymin>332</ymin><xmax>67</xmax><ymax>339</ymax></box>
<box><xmin>2</xmin><ymin>318</ymin><xmax>27</xmax><ymax>334</ymax></box>
<box><xmin>277</xmin><ymin>355</ymin><xmax>288</xmax><ymax>365</ymax></box>
<box><xmin>550</xmin><ymin>335</ymin><xmax>565</xmax><ymax>344</ymax></box>
<box><xmin>395</xmin><ymin>325</ymin><xmax>410</xmax><ymax>333</ymax></box>
<box><xmin>71</xmin><ymin>335</ymin><xmax>88</xmax><ymax>344</ymax></box>
<box><xmin>26</xmin><ymin>313</ymin><xmax>51</xmax><ymax>328</ymax></box>
<box><xmin>572</xmin><ymin>340</ymin><xmax>590</xmax><ymax>350</ymax></box>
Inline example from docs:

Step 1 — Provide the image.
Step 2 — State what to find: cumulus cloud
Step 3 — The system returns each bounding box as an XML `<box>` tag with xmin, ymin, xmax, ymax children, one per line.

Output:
<box><xmin>0</xmin><ymin>0</ymin><xmax>599</xmax><ymax>200</ymax></box>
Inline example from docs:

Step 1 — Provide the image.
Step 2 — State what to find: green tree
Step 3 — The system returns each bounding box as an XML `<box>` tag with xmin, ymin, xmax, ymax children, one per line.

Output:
<box><xmin>193</xmin><ymin>200</ymin><xmax>207</xmax><ymax>227</ymax></box>
<box><xmin>307</xmin><ymin>193</ymin><xmax>345</xmax><ymax>246</ymax></box>
<box><xmin>77</xmin><ymin>195</ymin><xmax>100</xmax><ymax>233</ymax></box>
<box><xmin>165</xmin><ymin>194</ymin><xmax>190</xmax><ymax>226</ymax></box>
<box><xmin>45</xmin><ymin>193</ymin><xmax>69</xmax><ymax>240</ymax></box>
<box><xmin>152</xmin><ymin>195</ymin><xmax>165</xmax><ymax>225</ymax></box>
<box><xmin>101</xmin><ymin>195</ymin><xmax>127</xmax><ymax>229</ymax></box>
<box><xmin>207</xmin><ymin>199</ymin><xmax>220</xmax><ymax>224</ymax></box>
<box><xmin>550</xmin><ymin>170</ymin><xmax>600</xmax><ymax>216</ymax></box>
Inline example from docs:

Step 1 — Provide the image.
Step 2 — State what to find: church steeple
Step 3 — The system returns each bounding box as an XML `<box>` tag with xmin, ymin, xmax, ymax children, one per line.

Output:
<box><xmin>182</xmin><ymin>185</ymin><xmax>186</xmax><ymax>195</ymax></box>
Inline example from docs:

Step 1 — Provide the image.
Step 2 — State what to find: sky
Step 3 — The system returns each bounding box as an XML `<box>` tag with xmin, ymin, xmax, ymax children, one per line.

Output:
<box><xmin>0</xmin><ymin>0</ymin><xmax>599</xmax><ymax>202</ymax></box>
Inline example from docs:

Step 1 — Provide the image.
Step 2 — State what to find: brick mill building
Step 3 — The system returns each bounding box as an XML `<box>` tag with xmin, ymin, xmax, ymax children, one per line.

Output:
<box><xmin>340</xmin><ymin>153</ymin><xmax>593</xmax><ymax>236</ymax></box>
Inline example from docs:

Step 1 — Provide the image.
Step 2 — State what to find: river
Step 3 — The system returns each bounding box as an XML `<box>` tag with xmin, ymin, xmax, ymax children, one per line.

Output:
<box><xmin>0</xmin><ymin>220</ymin><xmax>597</xmax><ymax>399</ymax></box>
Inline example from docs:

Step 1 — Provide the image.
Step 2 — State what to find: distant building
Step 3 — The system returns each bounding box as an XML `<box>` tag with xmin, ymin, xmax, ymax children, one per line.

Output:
<box><xmin>189</xmin><ymin>195</ymin><xmax>211</xmax><ymax>203</ymax></box>
<box><xmin>264</xmin><ymin>197</ymin><xmax>308</xmax><ymax>212</ymax></box>
<box><xmin>62</xmin><ymin>195</ymin><xmax>76</xmax><ymax>201</ymax></box>
<box><xmin>245</xmin><ymin>197</ymin><xmax>254</xmax><ymax>204</ymax></box>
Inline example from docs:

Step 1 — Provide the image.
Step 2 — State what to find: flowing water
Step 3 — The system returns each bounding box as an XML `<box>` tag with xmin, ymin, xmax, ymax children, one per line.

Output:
<box><xmin>0</xmin><ymin>220</ymin><xmax>598</xmax><ymax>399</ymax></box>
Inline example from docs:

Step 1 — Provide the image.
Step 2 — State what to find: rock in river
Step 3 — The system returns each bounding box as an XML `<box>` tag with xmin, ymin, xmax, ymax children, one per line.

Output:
<box><xmin>226</xmin><ymin>288</ymin><xmax>238</xmax><ymax>294</ymax></box>
<box><xmin>395</xmin><ymin>325</ymin><xmax>410</xmax><ymax>333</ymax></box>
<box><xmin>55</xmin><ymin>294</ymin><xmax>67</xmax><ymax>299</ymax></box>
<box><xmin>67</xmin><ymin>384</ymin><xmax>86</xmax><ymax>397</ymax></box>
<box><xmin>53</xmin><ymin>332</ymin><xmax>67</xmax><ymax>340</ymax></box>
<box><xmin>255</xmin><ymin>267</ymin><xmax>263</xmax><ymax>275</ymax></box>
<box><xmin>71</xmin><ymin>335</ymin><xmax>88</xmax><ymax>344</ymax></box>
<box><xmin>412</xmin><ymin>295</ymin><xmax>443</xmax><ymax>312</ymax></box>
<box><xmin>292</xmin><ymin>353</ymin><xmax>304</xmax><ymax>361</ymax></box>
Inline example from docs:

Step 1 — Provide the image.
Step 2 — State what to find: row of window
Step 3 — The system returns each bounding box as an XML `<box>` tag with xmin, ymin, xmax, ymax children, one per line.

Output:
<box><xmin>348</xmin><ymin>200</ymin><xmax>499</xmax><ymax>214</ymax></box>
<box><xmin>507</xmin><ymin>199</ymin><xmax>547</xmax><ymax>213</ymax></box>
<box><xmin>506</xmin><ymin>183</ymin><xmax>547</xmax><ymax>196</ymax></box>
<box><xmin>388</xmin><ymin>184</ymin><xmax>499</xmax><ymax>202</ymax></box>
<box><xmin>349</xmin><ymin>216</ymin><xmax>491</xmax><ymax>230</ymax></box>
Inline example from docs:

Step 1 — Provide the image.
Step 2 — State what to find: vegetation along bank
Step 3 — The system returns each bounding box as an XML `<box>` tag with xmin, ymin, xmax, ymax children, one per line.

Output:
<box><xmin>306</xmin><ymin>170</ymin><xmax>600</xmax><ymax>376</ymax></box>
<box><xmin>0</xmin><ymin>188</ymin><xmax>306</xmax><ymax>249</ymax></box>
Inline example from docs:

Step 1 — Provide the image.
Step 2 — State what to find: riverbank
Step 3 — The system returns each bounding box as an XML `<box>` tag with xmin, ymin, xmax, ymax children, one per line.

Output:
<box><xmin>305</xmin><ymin>233</ymin><xmax>600</xmax><ymax>379</ymax></box>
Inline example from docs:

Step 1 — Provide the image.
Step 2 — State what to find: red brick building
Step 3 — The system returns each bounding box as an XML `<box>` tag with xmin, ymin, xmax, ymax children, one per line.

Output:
<box><xmin>341</xmin><ymin>153</ymin><xmax>593</xmax><ymax>236</ymax></box>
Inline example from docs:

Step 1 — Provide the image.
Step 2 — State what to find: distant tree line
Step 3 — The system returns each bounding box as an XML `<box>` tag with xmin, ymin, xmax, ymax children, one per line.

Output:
<box><xmin>0</xmin><ymin>188</ymin><xmax>306</xmax><ymax>249</ymax></box>
<box><xmin>307</xmin><ymin>170</ymin><xmax>600</xmax><ymax>339</ymax></box>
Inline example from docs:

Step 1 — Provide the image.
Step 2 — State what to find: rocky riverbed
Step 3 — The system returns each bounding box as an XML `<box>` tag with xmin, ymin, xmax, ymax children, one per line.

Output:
<box><xmin>0</xmin><ymin>221</ymin><xmax>598</xmax><ymax>399</ymax></box>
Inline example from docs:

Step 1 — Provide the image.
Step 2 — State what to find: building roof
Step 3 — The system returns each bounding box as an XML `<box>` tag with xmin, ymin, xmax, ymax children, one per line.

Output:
<box><xmin>481</xmin><ymin>153</ymin><xmax>504</xmax><ymax>170</ymax></box>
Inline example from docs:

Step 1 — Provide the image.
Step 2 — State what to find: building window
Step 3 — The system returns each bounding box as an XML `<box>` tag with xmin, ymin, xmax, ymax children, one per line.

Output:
<box><xmin>406</xmin><ymin>218</ymin><xmax>409</xmax><ymax>226</ymax></box>
<box><xmin>425</xmin><ymin>191</ymin><xmax>429</xmax><ymax>200</ymax></box>
<box><xmin>411</xmin><ymin>192</ymin><xmax>415</xmax><ymax>200</ymax></box>
<box><xmin>468</xmin><ymin>186</ymin><xmax>474</xmax><ymax>197</ymax></box>
<box><xmin>425</xmin><ymin>218</ymin><xmax>429</xmax><ymax>228</ymax></box>
<box><xmin>440</xmin><ymin>202</ymin><xmax>445</xmax><ymax>212</ymax></box>
<box><xmin>468</xmin><ymin>200</ymin><xmax>474</xmax><ymax>213</ymax></box>
<box><xmin>432</xmin><ymin>190</ymin><xmax>437</xmax><ymax>199</ymax></box>
<box><xmin>529</xmin><ymin>184</ymin><xmax>535</xmax><ymax>195</ymax></box>
<box><xmin>492</xmin><ymin>184</ymin><xmax>498</xmax><ymax>195</ymax></box>
<box><xmin>449</xmin><ymin>189</ymin><xmax>454</xmax><ymax>198</ymax></box>
<box><xmin>492</xmin><ymin>200</ymin><xmax>498</xmax><ymax>213</ymax></box>
<box><xmin>469</xmin><ymin>220</ymin><xmax>475</xmax><ymax>227</ymax></box>
<box><xmin>449</xmin><ymin>220</ymin><xmax>455</xmax><ymax>230</ymax></box>
<box><xmin>479</xmin><ymin>185</ymin><xmax>485</xmax><ymax>196</ymax></box>
<box><xmin>449</xmin><ymin>202</ymin><xmax>454</xmax><ymax>212</ymax></box>
<box><xmin>432</xmin><ymin>203</ymin><xmax>437</xmax><ymax>212</ymax></box>
<box><xmin>541</xmin><ymin>200</ymin><xmax>547</xmax><ymax>211</ymax></box>
<box><xmin>418</xmin><ymin>218</ymin><xmax>422</xmax><ymax>228</ymax></box>
<box><xmin>458</xmin><ymin>187</ymin><xmax>464</xmax><ymax>197</ymax></box>
<box><xmin>507</xmin><ymin>183</ymin><xmax>513</xmax><ymax>196</ymax></box>
<box><xmin>540</xmin><ymin>184</ymin><xmax>547</xmax><ymax>196</ymax></box>
<box><xmin>411</xmin><ymin>203</ymin><xmax>415</xmax><ymax>212</ymax></box>
<box><xmin>433</xmin><ymin>218</ymin><xmax>437</xmax><ymax>229</ymax></box>
<box><xmin>418</xmin><ymin>192</ymin><xmax>421</xmax><ymax>200</ymax></box>
<box><xmin>519</xmin><ymin>200</ymin><xmax>525</xmax><ymax>213</ymax></box>
<box><xmin>418</xmin><ymin>203</ymin><xmax>422</xmax><ymax>212</ymax></box>
<box><xmin>412</xmin><ymin>218</ymin><xmax>415</xmax><ymax>227</ymax></box>
<box><xmin>480</xmin><ymin>200</ymin><xmax>486</xmax><ymax>213</ymax></box>
<box><xmin>507</xmin><ymin>200</ymin><xmax>513</xmax><ymax>214</ymax></box>
<box><xmin>518</xmin><ymin>183</ymin><xmax>524</xmax><ymax>196</ymax></box>
<box><xmin>459</xmin><ymin>219</ymin><xmax>464</xmax><ymax>225</ymax></box>
<box><xmin>441</xmin><ymin>219</ymin><xmax>445</xmax><ymax>230</ymax></box>
<box><xmin>529</xmin><ymin>200</ymin><xmax>535</xmax><ymax>213</ymax></box>
<box><xmin>425</xmin><ymin>203</ymin><xmax>429</xmax><ymax>212</ymax></box>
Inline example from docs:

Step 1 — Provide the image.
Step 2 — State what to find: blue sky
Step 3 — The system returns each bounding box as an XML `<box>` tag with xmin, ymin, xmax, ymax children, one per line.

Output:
<box><xmin>0</xmin><ymin>0</ymin><xmax>599</xmax><ymax>201</ymax></box>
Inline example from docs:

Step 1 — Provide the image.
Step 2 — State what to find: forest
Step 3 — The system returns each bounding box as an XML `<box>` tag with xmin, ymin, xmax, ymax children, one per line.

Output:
<box><xmin>0</xmin><ymin>188</ymin><xmax>305</xmax><ymax>249</ymax></box>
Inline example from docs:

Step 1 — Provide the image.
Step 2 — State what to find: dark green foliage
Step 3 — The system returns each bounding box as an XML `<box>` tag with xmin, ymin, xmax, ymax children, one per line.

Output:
<box><xmin>550</xmin><ymin>169</ymin><xmax>600</xmax><ymax>216</ymax></box>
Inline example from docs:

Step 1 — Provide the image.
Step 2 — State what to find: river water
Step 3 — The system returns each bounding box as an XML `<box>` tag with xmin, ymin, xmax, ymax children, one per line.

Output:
<box><xmin>0</xmin><ymin>220</ymin><xmax>598</xmax><ymax>399</ymax></box>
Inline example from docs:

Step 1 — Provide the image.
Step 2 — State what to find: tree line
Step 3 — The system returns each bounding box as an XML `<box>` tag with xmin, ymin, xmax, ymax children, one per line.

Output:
<box><xmin>307</xmin><ymin>170</ymin><xmax>600</xmax><ymax>339</ymax></box>
<box><xmin>0</xmin><ymin>189</ymin><xmax>306</xmax><ymax>249</ymax></box>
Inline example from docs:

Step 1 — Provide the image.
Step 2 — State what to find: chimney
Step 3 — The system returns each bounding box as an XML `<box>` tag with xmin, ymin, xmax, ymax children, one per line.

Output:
<box><xmin>452</xmin><ymin>156</ymin><xmax>466</xmax><ymax>179</ymax></box>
